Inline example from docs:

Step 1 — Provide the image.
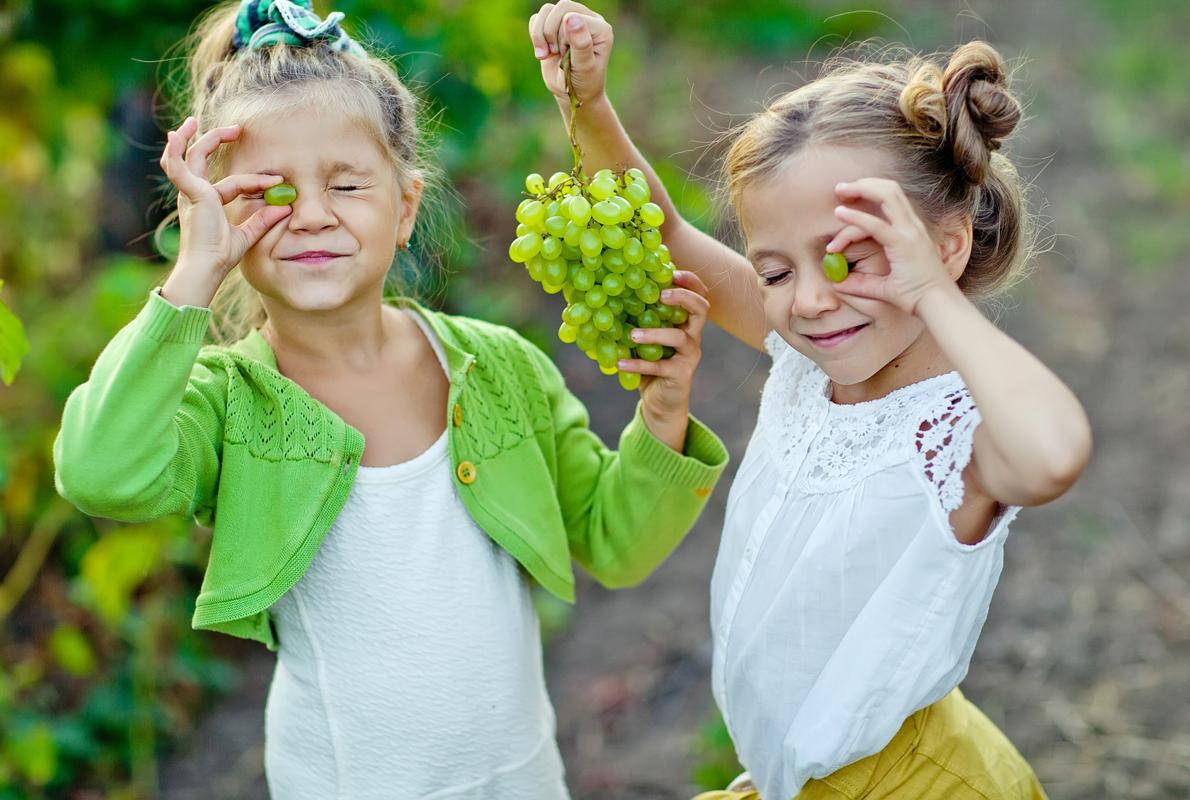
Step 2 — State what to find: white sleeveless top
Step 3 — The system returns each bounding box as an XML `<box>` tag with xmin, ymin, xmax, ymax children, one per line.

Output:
<box><xmin>263</xmin><ymin>313</ymin><xmax>569</xmax><ymax>800</ymax></box>
<box><xmin>710</xmin><ymin>332</ymin><xmax>1020</xmax><ymax>800</ymax></box>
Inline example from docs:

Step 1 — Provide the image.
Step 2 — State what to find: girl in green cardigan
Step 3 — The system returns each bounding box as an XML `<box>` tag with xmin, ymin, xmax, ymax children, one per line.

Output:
<box><xmin>53</xmin><ymin>1</ymin><xmax>726</xmax><ymax>797</ymax></box>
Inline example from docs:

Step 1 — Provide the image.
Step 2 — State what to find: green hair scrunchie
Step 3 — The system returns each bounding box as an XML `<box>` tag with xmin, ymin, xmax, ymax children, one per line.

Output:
<box><xmin>232</xmin><ymin>0</ymin><xmax>365</xmax><ymax>58</ymax></box>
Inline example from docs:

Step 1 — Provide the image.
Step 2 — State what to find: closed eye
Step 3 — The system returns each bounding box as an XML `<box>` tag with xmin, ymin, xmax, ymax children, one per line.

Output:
<box><xmin>762</xmin><ymin>271</ymin><xmax>791</xmax><ymax>286</ymax></box>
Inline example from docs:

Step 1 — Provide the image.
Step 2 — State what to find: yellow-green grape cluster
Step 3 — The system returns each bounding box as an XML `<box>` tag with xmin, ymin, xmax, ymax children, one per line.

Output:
<box><xmin>509</xmin><ymin>167</ymin><xmax>687</xmax><ymax>391</ymax></box>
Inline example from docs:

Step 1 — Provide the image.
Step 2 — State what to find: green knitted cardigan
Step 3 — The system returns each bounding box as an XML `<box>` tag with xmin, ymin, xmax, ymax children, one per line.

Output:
<box><xmin>54</xmin><ymin>289</ymin><xmax>728</xmax><ymax>649</ymax></box>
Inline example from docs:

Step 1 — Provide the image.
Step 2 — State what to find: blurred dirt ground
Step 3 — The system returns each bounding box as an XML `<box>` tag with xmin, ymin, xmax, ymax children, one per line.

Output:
<box><xmin>158</xmin><ymin>1</ymin><xmax>1189</xmax><ymax>798</ymax></box>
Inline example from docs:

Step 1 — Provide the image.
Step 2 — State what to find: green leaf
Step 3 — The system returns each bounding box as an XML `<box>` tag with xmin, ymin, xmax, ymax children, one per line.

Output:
<box><xmin>0</xmin><ymin>281</ymin><xmax>30</xmax><ymax>386</ymax></box>
<box><xmin>49</xmin><ymin>625</ymin><xmax>99</xmax><ymax>678</ymax></box>
<box><xmin>4</xmin><ymin>722</ymin><xmax>57</xmax><ymax>786</ymax></box>
<box><xmin>80</xmin><ymin>525</ymin><xmax>164</xmax><ymax>625</ymax></box>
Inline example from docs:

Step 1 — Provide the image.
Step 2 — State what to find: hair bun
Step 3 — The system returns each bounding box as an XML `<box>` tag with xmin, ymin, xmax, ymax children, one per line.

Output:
<box><xmin>941</xmin><ymin>41</ymin><xmax>1021</xmax><ymax>184</ymax></box>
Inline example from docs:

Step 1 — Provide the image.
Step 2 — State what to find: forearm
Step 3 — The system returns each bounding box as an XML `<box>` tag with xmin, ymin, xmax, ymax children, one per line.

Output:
<box><xmin>560</xmin><ymin>94</ymin><xmax>767</xmax><ymax>349</ymax></box>
<box><xmin>917</xmin><ymin>284</ymin><xmax>1092</xmax><ymax>504</ymax></box>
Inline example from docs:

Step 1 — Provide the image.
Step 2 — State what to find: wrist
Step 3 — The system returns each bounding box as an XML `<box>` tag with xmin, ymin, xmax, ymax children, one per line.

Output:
<box><xmin>914</xmin><ymin>280</ymin><xmax>967</xmax><ymax>321</ymax></box>
<box><xmin>641</xmin><ymin>399</ymin><xmax>690</xmax><ymax>454</ymax></box>
<box><xmin>162</xmin><ymin>261</ymin><xmax>225</xmax><ymax>309</ymax></box>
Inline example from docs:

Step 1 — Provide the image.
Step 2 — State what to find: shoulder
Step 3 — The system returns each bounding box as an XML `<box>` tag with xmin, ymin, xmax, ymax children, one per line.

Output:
<box><xmin>423</xmin><ymin>308</ymin><xmax>563</xmax><ymax>391</ymax></box>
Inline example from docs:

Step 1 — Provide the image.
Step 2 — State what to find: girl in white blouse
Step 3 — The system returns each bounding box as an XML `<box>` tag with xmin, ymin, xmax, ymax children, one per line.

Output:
<box><xmin>529</xmin><ymin>6</ymin><xmax>1092</xmax><ymax>799</ymax></box>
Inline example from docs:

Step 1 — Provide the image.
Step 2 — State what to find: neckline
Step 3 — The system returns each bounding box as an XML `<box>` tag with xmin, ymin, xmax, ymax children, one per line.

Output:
<box><xmin>811</xmin><ymin>364</ymin><xmax>962</xmax><ymax>415</ymax></box>
<box><xmin>353</xmin><ymin>428</ymin><xmax>450</xmax><ymax>482</ymax></box>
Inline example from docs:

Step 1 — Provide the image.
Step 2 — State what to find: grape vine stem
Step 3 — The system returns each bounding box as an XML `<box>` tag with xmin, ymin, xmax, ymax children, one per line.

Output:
<box><xmin>563</xmin><ymin>51</ymin><xmax>585</xmax><ymax>179</ymax></box>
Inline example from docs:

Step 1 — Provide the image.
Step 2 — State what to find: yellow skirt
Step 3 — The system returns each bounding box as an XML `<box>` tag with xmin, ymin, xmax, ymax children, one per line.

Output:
<box><xmin>693</xmin><ymin>688</ymin><xmax>1047</xmax><ymax>800</ymax></box>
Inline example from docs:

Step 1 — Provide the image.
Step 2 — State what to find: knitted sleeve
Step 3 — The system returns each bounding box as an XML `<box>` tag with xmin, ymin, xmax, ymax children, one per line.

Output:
<box><xmin>523</xmin><ymin>343</ymin><xmax>729</xmax><ymax>588</ymax></box>
<box><xmin>54</xmin><ymin>289</ymin><xmax>226</xmax><ymax>524</ymax></box>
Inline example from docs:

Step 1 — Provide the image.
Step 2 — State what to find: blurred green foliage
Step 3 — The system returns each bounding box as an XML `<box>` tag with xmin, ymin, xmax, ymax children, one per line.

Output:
<box><xmin>1087</xmin><ymin>0</ymin><xmax>1190</xmax><ymax>275</ymax></box>
<box><xmin>0</xmin><ymin>0</ymin><xmax>890</xmax><ymax>796</ymax></box>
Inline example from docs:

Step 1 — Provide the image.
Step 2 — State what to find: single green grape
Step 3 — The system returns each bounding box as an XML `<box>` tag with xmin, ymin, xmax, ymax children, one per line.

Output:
<box><xmin>558</xmin><ymin>322</ymin><xmax>578</xmax><ymax>343</ymax></box>
<box><xmin>592</xmin><ymin>306</ymin><xmax>615</xmax><ymax>331</ymax></box>
<box><xmin>589</xmin><ymin>177</ymin><xmax>617</xmax><ymax>201</ymax></box>
<box><xmin>573</xmin><ymin>268</ymin><xmax>596</xmax><ymax>292</ymax></box>
<box><xmin>601</xmin><ymin>225</ymin><xmax>627</xmax><ymax>250</ymax></box>
<box><xmin>526</xmin><ymin>173</ymin><xmax>546</xmax><ymax>195</ymax></box>
<box><xmin>591</xmin><ymin>200</ymin><xmax>620</xmax><ymax>226</ymax></box>
<box><xmin>670</xmin><ymin>306</ymin><xmax>689</xmax><ymax>325</ymax></box>
<box><xmin>624</xmin><ymin>180</ymin><xmax>650</xmax><ymax>208</ymax></box>
<box><xmin>638</xmin><ymin>308</ymin><xmax>662</xmax><ymax>328</ymax></box>
<box><xmin>264</xmin><ymin>183</ymin><xmax>298</xmax><ymax>206</ymax></box>
<box><xmin>822</xmin><ymin>251</ymin><xmax>849</xmax><ymax>283</ymax></box>
<box><xmin>586</xmin><ymin>286</ymin><xmax>608</xmax><ymax>309</ymax></box>
<box><xmin>612</xmin><ymin>195</ymin><xmax>635</xmax><ymax>222</ymax></box>
<box><xmin>602</xmin><ymin>274</ymin><xmax>626</xmax><ymax>296</ymax></box>
<box><xmin>603</xmin><ymin>251</ymin><xmax>628</xmax><ymax>273</ymax></box>
<box><xmin>623</xmin><ymin>238</ymin><xmax>645</xmax><ymax>265</ymax></box>
<box><xmin>618</xmin><ymin>370</ymin><xmax>642</xmax><ymax>391</ymax></box>
<box><xmin>638</xmin><ymin>280</ymin><xmax>661</xmax><ymax>305</ymax></box>
<box><xmin>544</xmin><ymin>215</ymin><xmax>567</xmax><ymax>238</ymax></box>
<box><xmin>579</xmin><ymin>229</ymin><xmax>603</xmax><ymax>258</ymax></box>
<box><xmin>568</xmin><ymin>195</ymin><xmax>592</xmax><ymax>226</ymax></box>
<box><xmin>639</xmin><ymin>202</ymin><xmax>665</xmax><ymax>227</ymax></box>
<box><xmin>543</xmin><ymin>258</ymin><xmax>568</xmax><ymax>285</ymax></box>
<box><xmin>637</xmin><ymin>343</ymin><xmax>664</xmax><ymax>361</ymax></box>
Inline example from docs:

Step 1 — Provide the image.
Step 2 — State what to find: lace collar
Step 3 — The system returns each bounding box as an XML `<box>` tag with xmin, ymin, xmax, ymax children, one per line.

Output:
<box><xmin>758</xmin><ymin>337</ymin><xmax>973</xmax><ymax>494</ymax></box>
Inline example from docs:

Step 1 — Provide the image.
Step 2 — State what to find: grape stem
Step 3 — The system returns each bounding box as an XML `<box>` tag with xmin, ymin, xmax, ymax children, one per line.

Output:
<box><xmin>563</xmin><ymin>51</ymin><xmax>585</xmax><ymax>180</ymax></box>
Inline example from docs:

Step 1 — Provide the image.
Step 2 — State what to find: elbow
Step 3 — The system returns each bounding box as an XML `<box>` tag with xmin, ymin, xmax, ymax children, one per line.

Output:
<box><xmin>1023</xmin><ymin>426</ymin><xmax>1093</xmax><ymax>506</ymax></box>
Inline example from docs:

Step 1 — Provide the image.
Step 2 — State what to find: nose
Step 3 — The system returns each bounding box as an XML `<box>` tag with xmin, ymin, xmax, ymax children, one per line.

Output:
<box><xmin>791</xmin><ymin>265</ymin><xmax>841</xmax><ymax>319</ymax></box>
<box><xmin>286</xmin><ymin>188</ymin><xmax>338</xmax><ymax>232</ymax></box>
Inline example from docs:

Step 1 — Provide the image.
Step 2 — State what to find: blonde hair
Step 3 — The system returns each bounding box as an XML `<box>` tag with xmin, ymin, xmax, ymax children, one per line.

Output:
<box><xmin>153</xmin><ymin>1</ymin><xmax>440</xmax><ymax>343</ymax></box>
<box><xmin>724</xmin><ymin>41</ymin><xmax>1034</xmax><ymax>300</ymax></box>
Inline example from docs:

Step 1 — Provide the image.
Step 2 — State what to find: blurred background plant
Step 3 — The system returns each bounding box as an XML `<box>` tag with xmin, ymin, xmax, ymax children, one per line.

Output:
<box><xmin>2</xmin><ymin>0</ymin><xmax>1188</xmax><ymax>798</ymax></box>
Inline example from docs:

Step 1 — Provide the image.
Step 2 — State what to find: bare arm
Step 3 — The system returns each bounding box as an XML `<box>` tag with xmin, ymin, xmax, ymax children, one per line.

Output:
<box><xmin>530</xmin><ymin>3</ymin><xmax>767</xmax><ymax>351</ymax></box>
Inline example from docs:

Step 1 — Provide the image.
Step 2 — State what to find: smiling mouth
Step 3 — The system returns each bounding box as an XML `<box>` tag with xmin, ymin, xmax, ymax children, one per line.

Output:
<box><xmin>286</xmin><ymin>254</ymin><xmax>345</xmax><ymax>264</ymax></box>
<box><xmin>803</xmin><ymin>324</ymin><xmax>868</xmax><ymax>347</ymax></box>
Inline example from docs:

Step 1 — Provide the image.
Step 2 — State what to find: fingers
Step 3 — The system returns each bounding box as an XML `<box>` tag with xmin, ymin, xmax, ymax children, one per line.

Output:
<box><xmin>529</xmin><ymin>4</ymin><xmax>555</xmax><ymax>58</ymax></box>
<box><xmin>211</xmin><ymin>173</ymin><xmax>285</xmax><ymax>206</ymax></box>
<box><xmin>835</xmin><ymin>178</ymin><xmax>920</xmax><ymax>230</ymax></box>
<box><xmin>560</xmin><ymin>12</ymin><xmax>593</xmax><ymax>66</ymax></box>
<box><xmin>833</xmin><ymin>270</ymin><xmax>890</xmax><ymax>303</ymax></box>
<box><xmin>159</xmin><ymin>117</ymin><xmax>244</xmax><ymax>202</ymax></box>
<box><xmin>532</xmin><ymin>1</ymin><xmax>602</xmax><ymax>59</ymax></box>
<box><xmin>159</xmin><ymin>119</ymin><xmax>209</xmax><ymax>202</ymax></box>
<box><xmin>236</xmin><ymin>204</ymin><xmax>293</xmax><ymax>249</ymax></box>
<box><xmin>825</xmin><ymin>224</ymin><xmax>870</xmax><ymax>255</ymax></box>
<box><xmin>834</xmin><ymin>205</ymin><xmax>895</xmax><ymax>247</ymax></box>
<box><xmin>185</xmin><ymin>123</ymin><xmax>244</xmax><ymax>180</ymax></box>
<box><xmin>661</xmin><ymin>278</ymin><xmax>710</xmax><ymax>340</ymax></box>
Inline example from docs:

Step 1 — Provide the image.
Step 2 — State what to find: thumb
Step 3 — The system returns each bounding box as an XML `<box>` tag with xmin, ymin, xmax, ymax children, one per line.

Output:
<box><xmin>562</xmin><ymin>13</ymin><xmax>595</xmax><ymax>69</ymax></box>
<box><xmin>238</xmin><ymin>205</ymin><xmax>291</xmax><ymax>250</ymax></box>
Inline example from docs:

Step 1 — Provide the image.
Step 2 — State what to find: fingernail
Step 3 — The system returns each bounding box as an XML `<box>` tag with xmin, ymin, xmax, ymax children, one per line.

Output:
<box><xmin>617</xmin><ymin>360</ymin><xmax>630</xmax><ymax>369</ymax></box>
<box><xmin>549</xmin><ymin>42</ymin><xmax>558</xmax><ymax>53</ymax></box>
<box><xmin>534</xmin><ymin>46</ymin><xmax>546</xmax><ymax>58</ymax></box>
<box><xmin>630</xmin><ymin>330</ymin><xmax>644</xmax><ymax>342</ymax></box>
<box><xmin>567</xmin><ymin>14</ymin><xmax>583</xmax><ymax>29</ymax></box>
<box><xmin>661</xmin><ymin>290</ymin><xmax>673</xmax><ymax>301</ymax></box>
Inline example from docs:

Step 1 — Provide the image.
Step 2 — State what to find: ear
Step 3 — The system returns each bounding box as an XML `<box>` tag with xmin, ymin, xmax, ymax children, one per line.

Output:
<box><xmin>395</xmin><ymin>174</ymin><xmax>424</xmax><ymax>247</ymax></box>
<box><xmin>937</xmin><ymin>214</ymin><xmax>973</xmax><ymax>282</ymax></box>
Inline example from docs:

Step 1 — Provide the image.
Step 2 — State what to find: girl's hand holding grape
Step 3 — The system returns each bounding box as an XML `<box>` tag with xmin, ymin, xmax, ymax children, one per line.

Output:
<box><xmin>827</xmin><ymin>178</ymin><xmax>963</xmax><ymax>316</ymax></box>
<box><xmin>158</xmin><ymin>116</ymin><xmax>293</xmax><ymax>305</ymax></box>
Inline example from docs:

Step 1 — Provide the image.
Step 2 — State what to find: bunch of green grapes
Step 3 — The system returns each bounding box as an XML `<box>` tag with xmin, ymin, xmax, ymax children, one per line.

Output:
<box><xmin>508</xmin><ymin>167</ymin><xmax>686</xmax><ymax>391</ymax></box>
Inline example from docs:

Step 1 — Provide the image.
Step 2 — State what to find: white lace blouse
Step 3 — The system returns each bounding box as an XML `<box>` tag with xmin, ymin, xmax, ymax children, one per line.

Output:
<box><xmin>710</xmin><ymin>332</ymin><xmax>1020</xmax><ymax>800</ymax></box>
